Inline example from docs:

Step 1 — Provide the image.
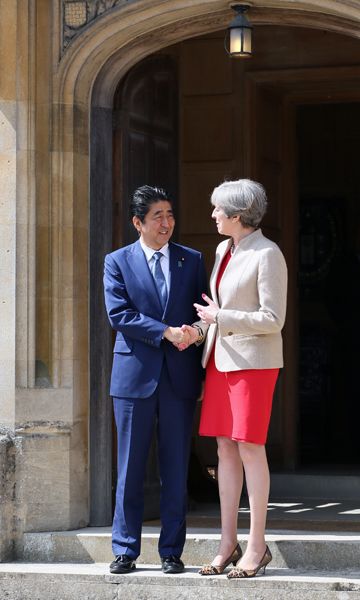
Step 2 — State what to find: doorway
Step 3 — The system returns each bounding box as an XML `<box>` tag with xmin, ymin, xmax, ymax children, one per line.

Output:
<box><xmin>247</xmin><ymin>67</ymin><xmax>360</xmax><ymax>473</ymax></box>
<box><xmin>297</xmin><ymin>102</ymin><xmax>360</xmax><ymax>467</ymax></box>
<box><xmin>91</xmin><ymin>38</ymin><xmax>360</xmax><ymax>525</ymax></box>
<box><xmin>85</xmin><ymin>5</ymin><xmax>360</xmax><ymax>525</ymax></box>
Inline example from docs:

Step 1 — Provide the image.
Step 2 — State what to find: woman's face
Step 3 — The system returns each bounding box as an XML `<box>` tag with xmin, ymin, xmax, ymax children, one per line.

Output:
<box><xmin>212</xmin><ymin>204</ymin><xmax>237</xmax><ymax>236</ymax></box>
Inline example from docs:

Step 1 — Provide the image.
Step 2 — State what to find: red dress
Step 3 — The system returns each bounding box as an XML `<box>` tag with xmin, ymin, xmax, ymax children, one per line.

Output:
<box><xmin>199</xmin><ymin>250</ymin><xmax>279</xmax><ymax>445</ymax></box>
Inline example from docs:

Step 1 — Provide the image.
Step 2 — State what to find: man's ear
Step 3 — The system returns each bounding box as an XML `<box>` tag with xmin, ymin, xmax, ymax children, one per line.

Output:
<box><xmin>132</xmin><ymin>215</ymin><xmax>142</xmax><ymax>233</ymax></box>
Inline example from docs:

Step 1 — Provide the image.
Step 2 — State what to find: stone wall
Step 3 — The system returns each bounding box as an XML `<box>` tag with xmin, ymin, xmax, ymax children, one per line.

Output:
<box><xmin>0</xmin><ymin>433</ymin><xmax>15</xmax><ymax>560</ymax></box>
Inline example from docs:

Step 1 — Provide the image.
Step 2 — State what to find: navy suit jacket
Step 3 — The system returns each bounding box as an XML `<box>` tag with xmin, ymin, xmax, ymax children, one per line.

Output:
<box><xmin>104</xmin><ymin>240</ymin><xmax>208</xmax><ymax>399</ymax></box>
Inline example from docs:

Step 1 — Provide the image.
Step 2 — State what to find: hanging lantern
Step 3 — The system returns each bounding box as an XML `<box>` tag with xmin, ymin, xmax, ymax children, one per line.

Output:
<box><xmin>225</xmin><ymin>4</ymin><xmax>253</xmax><ymax>58</ymax></box>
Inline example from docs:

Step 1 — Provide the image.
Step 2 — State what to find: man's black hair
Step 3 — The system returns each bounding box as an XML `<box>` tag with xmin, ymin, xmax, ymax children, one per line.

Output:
<box><xmin>130</xmin><ymin>185</ymin><xmax>171</xmax><ymax>222</ymax></box>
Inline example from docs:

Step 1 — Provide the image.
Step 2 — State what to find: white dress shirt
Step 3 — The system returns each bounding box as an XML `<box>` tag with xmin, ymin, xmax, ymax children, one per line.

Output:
<box><xmin>139</xmin><ymin>240</ymin><xmax>170</xmax><ymax>292</ymax></box>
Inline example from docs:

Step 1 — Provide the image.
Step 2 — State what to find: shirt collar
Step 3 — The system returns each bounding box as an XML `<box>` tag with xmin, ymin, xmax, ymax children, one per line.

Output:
<box><xmin>139</xmin><ymin>239</ymin><xmax>170</xmax><ymax>262</ymax></box>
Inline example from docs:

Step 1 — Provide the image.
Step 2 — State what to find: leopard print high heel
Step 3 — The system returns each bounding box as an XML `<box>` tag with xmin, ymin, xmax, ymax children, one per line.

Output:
<box><xmin>227</xmin><ymin>545</ymin><xmax>272</xmax><ymax>579</ymax></box>
<box><xmin>199</xmin><ymin>543</ymin><xmax>242</xmax><ymax>576</ymax></box>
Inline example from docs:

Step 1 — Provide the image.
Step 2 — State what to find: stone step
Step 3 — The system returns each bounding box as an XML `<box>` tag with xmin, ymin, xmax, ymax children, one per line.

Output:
<box><xmin>0</xmin><ymin>563</ymin><xmax>360</xmax><ymax>600</ymax></box>
<box><xmin>20</xmin><ymin>528</ymin><xmax>360</xmax><ymax>570</ymax></box>
<box><xmin>270</xmin><ymin>474</ymin><xmax>360</xmax><ymax>500</ymax></box>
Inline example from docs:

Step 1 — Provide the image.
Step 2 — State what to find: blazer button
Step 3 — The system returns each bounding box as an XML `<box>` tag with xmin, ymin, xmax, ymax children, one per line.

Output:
<box><xmin>228</xmin><ymin>331</ymin><xmax>234</xmax><ymax>336</ymax></box>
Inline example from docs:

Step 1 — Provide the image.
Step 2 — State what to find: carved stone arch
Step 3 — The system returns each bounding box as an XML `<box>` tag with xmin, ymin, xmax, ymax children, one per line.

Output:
<box><xmin>50</xmin><ymin>0</ymin><xmax>360</xmax><ymax>525</ymax></box>
<box><xmin>61</xmin><ymin>0</ymin><xmax>360</xmax><ymax>53</ymax></box>
<box><xmin>57</xmin><ymin>1</ymin><xmax>360</xmax><ymax>107</ymax></box>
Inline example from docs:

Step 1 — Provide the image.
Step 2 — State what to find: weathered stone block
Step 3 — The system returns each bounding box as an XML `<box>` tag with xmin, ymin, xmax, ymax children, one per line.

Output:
<box><xmin>14</xmin><ymin>426</ymin><xmax>72</xmax><ymax>533</ymax></box>
<box><xmin>0</xmin><ymin>432</ymin><xmax>15</xmax><ymax>561</ymax></box>
<box><xmin>12</xmin><ymin>420</ymin><xmax>89</xmax><ymax>556</ymax></box>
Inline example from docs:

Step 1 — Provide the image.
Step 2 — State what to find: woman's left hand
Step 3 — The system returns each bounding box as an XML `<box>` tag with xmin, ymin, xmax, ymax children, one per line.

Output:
<box><xmin>194</xmin><ymin>293</ymin><xmax>219</xmax><ymax>324</ymax></box>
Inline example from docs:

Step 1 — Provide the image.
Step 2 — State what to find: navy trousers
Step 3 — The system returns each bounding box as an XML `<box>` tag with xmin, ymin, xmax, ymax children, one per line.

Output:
<box><xmin>112</xmin><ymin>364</ymin><xmax>196</xmax><ymax>559</ymax></box>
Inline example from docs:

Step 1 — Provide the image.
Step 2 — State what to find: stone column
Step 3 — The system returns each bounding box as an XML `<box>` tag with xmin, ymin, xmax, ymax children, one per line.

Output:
<box><xmin>0</xmin><ymin>1</ymin><xmax>82</xmax><ymax>560</ymax></box>
<box><xmin>0</xmin><ymin>0</ymin><xmax>21</xmax><ymax>561</ymax></box>
<box><xmin>13</xmin><ymin>0</ymin><xmax>89</xmax><ymax>554</ymax></box>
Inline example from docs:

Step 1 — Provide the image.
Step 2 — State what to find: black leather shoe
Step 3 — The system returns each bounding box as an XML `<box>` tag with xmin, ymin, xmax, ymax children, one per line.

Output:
<box><xmin>161</xmin><ymin>555</ymin><xmax>185</xmax><ymax>574</ymax></box>
<box><xmin>109</xmin><ymin>554</ymin><xmax>136</xmax><ymax>574</ymax></box>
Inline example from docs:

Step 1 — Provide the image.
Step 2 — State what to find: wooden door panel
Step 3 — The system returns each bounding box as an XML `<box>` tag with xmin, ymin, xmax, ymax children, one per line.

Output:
<box><xmin>152</xmin><ymin>138</ymin><xmax>174</xmax><ymax>190</ymax></box>
<box><xmin>153</xmin><ymin>74</ymin><xmax>175</xmax><ymax>128</ymax></box>
<box><xmin>254</xmin><ymin>88</ymin><xmax>283</xmax><ymax>235</ymax></box>
<box><xmin>182</xmin><ymin>104</ymin><xmax>234</xmax><ymax>162</ymax></box>
<box><xmin>128</xmin><ymin>131</ymin><xmax>149</xmax><ymax>182</ymax></box>
<box><xmin>114</xmin><ymin>55</ymin><xmax>178</xmax><ymax>248</ymax></box>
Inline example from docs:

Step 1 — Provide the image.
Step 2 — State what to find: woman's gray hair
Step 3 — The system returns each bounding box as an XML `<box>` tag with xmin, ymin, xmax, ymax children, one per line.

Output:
<box><xmin>211</xmin><ymin>179</ymin><xmax>267</xmax><ymax>228</ymax></box>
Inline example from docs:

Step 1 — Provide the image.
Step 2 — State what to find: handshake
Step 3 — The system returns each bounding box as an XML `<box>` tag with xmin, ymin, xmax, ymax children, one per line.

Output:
<box><xmin>163</xmin><ymin>293</ymin><xmax>219</xmax><ymax>351</ymax></box>
<box><xmin>163</xmin><ymin>324</ymin><xmax>200</xmax><ymax>351</ymax></box>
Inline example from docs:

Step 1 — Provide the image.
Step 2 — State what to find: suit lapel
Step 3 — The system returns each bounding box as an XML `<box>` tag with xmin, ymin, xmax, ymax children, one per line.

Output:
<box><xmin>166</xmin><ymin>243</ymin><xmax>184</xmax><ymax>311</ymax></box>
<box><xmin>129</xmin><ymin>241</ymin><xmax>163</xmax><ymax>313</ymax></box>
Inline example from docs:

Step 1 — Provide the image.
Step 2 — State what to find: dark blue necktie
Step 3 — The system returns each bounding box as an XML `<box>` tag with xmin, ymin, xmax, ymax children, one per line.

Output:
<box><xmin>152</xmin><ymin>251</ymin><xmax>168</xmax><ymax>309</ymax></box>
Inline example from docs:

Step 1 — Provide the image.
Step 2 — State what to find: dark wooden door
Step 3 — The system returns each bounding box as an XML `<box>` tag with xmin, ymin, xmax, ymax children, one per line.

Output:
<box><xmin>113</xmin><ymin>55</ymin><xmax>178</xmax><ymax>248</ymax></box>
<box><xmin>112</xmin><ymin>55</ymin><xmax>179</xmax><ymax>518</ymax></box>
<box><xmin>297</xmin><ymin>102</ymin><xmax>360</xmax><ymax>466</ymax></box>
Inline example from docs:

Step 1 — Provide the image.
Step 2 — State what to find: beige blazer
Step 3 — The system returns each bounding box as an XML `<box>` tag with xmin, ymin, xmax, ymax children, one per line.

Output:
<box><xmin>200</xmin><ymin>229</ymin><xmax>287</xmax><ymax>371</ymax></box>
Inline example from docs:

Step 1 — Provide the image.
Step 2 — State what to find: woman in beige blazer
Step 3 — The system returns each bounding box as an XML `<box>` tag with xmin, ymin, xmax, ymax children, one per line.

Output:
<box><xmin>182</xmin><ymin>179</ymin><xmax>287</xmax><ymax>579</ymax></box>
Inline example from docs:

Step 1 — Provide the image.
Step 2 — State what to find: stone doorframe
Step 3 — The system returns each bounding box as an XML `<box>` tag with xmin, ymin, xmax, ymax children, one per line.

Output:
<box><xmin>50</xmin><ymin>1</ymin><xmax>360</xmax><ymax>526</ymax></box>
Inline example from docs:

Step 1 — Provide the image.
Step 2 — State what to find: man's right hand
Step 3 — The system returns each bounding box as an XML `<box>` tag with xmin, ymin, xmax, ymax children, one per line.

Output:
<box><xmin>163</xmin><ymin>326</ymin><xmax>188</xmax><ymax>344</ymax></box>
<box><xmin>175</xmin><ymin>324</ymin><xmax>201</xmax><ymax>351</ymax></box>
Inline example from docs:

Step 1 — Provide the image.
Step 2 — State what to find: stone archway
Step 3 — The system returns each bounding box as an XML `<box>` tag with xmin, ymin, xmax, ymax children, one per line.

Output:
<box><xmin>51</xmin><ymin>1</ymin><xmax>360</xmax><ymax>526</ymax></box>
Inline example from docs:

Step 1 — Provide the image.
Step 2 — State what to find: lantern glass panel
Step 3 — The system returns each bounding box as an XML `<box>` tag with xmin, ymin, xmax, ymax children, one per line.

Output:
<box><xmin>230</xmin><ymin>28</ymin><xmax>242</xmax><ymax>54</ymax></box>
<box><xmin>230</xmin><ymin>27</ymin><xmax>252</xmax><ymax>56</ymax></box>
<box><xmin>243</xmin><ymin>28</ymin><xmax>252</xmax><ymax>54</ymax></box>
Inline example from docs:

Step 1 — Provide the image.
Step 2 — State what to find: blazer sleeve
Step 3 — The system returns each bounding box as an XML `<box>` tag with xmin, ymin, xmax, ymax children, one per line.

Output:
<box><xmin>217</xmin><ymin>247</ymin><xmax>288</xmax><ymax>336</ymax></box>
<box><xmin>103</xmin><ymin>253</ymin><xmax>167</xmax><ymax>347</ymax></box>
<box><xmin>191</xmin><ymin>253</ymin><xmax>210</xmax><ymax>344</ymax></box>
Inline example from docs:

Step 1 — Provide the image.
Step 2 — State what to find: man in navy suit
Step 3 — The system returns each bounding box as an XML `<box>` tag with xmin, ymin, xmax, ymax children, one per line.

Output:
<box><xmin>104</xmin><ymin>185</ymin><xmax>207</xmax><ymax>574</ymax></box>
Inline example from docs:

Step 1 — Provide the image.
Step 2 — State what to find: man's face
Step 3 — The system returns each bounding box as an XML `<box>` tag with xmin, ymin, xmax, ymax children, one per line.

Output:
<box><xmin>133</xmin><ymin>200</ymin><xmax>175</xmax><ymax>250</ymax></box>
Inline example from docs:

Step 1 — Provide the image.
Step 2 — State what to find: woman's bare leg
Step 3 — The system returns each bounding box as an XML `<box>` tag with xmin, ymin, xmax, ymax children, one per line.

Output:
<box><xmin>211</xmin><ymin>436</ymin><xmax>243</xmax><ymax>565</ymax></box>
<box><xmin>236</xmin><ymin>442</ymin><xmax>269</xmax><ymax>569</ymax></box>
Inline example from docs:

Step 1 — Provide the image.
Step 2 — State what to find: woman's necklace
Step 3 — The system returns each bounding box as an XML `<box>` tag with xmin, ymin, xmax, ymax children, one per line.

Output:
<box><xmin>230</xmin><ymin>242</ymin><xmax>236</xmax><ymax>256</ymax></box>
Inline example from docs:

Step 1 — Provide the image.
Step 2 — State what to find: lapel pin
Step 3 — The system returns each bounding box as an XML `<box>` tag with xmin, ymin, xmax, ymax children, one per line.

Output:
<box><xmin>178</xmin><ymin>258</ymin><xmax>185</xmax><ymax>267</ymax></box>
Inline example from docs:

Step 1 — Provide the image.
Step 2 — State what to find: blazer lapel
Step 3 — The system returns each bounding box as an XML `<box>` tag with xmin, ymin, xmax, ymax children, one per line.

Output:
<box><xmin>210</xmin><ymin>239</ymin><xmax>232</xmax><ymax>305</ymax></box>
